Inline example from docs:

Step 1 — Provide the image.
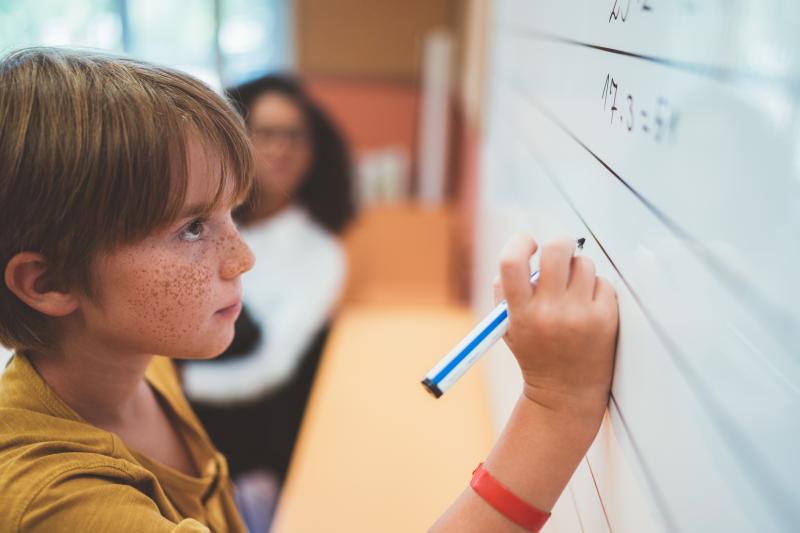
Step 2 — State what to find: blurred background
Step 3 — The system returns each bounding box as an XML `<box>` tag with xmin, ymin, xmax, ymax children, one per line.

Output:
<box><xmin>0</xmin><ymin>0</ymin><xmax>486</xmax><ymax>234</ymax></box>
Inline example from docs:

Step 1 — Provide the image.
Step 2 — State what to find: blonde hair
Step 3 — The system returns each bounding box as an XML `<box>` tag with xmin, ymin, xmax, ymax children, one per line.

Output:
<box><xmin>0</xmin><ymin>47</ymin><xmax>254</xmax><ymax>353</ymax></box>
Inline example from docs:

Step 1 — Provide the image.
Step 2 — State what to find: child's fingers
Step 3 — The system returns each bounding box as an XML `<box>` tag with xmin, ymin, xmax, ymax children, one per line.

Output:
<box><xmin>568</xmin><ymin>256</ymin><xmax>596</xmax><ymax>301</ymax></box>
<box><xmin>593</xmin><ymin>276</ymin><xmax>617</xmax><ymax>306</ymax></box>
<box><xmin>536</xmin><ymin>239</ymin><xmax>575</xmax><ymax>296</ymax></box>
<box><xmin>498</xmin><ymin>234</ymin><xmax>538</xmax><ymax>311</ymax></box>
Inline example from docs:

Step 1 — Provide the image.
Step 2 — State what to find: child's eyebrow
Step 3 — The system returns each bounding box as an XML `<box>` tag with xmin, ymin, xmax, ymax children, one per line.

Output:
<box><xmin>177</xmin><ymin>196</ymin><xmax>240</xmax><ymax>221</ymax></box>
<box><xmin>177</xmin><ymin>203</ymin><xmax>214</xmax><ymax>220</ymax></box>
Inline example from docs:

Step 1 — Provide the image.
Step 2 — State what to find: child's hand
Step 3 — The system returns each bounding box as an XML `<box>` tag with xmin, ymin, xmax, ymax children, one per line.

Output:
<box><xmin>495</xmin><ymin>235</ymin><xmax>619</xmax><ymax>420</ymax></box>
<box><xmin>431</xmin><ymin>237</ymin><xmax>619</xmax><ymax>530</ymax></box>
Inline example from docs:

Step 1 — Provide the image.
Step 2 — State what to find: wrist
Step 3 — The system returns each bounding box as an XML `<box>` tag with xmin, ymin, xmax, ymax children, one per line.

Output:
<box><xmin>483</xmin><ymin>392</ymin><xmax>606</xmax><ymax>514</ymax></box>
<box><xmin>521</xmin><ymin>382</ymin><xmax>609</xmax><ymax>427</ymax></box>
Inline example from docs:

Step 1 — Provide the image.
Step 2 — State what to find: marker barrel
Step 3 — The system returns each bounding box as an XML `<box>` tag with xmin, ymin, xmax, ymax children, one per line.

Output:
<box><xmin>421</xmin><ymin>271</ymin><xmax>540</xmax><ymax>398</ymax></box>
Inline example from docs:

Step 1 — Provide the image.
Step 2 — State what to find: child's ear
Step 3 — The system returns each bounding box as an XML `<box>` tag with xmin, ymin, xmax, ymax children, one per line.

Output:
<box><xmin>4</xmin><ymin>252</ymin><xmax>79</xmax><ymax>317</ymax></box>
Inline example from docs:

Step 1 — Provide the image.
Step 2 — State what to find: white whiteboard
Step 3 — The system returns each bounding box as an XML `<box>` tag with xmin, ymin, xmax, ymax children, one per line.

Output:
<box><xmin>475</xmin><ymin>2</ymin><xmax>800</xmax><ymax>532</ymax></box>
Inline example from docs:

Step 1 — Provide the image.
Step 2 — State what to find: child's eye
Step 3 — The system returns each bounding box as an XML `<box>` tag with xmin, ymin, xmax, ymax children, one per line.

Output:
<box><xmin>179</xmin><ymin>219</ymin><xmax>207</xmax><ymax>242</ymax></box>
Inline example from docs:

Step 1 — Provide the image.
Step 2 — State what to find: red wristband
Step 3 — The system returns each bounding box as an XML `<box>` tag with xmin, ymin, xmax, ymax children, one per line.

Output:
<box><xmin>470</xmin><ymin>463</ymin><xmax>550</xmax><ymax>532</ymax></box>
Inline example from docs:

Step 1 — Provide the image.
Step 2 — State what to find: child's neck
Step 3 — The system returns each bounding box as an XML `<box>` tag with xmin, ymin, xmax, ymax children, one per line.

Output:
<box><xmin>29</xmin><ymin>340</ymin><xmax>200</xmax><ymax>477</ymax></box>
<box><xmin>28</xmin><ymin>335</ymin><xmax>155</xmax><ymax>430</ymax></box>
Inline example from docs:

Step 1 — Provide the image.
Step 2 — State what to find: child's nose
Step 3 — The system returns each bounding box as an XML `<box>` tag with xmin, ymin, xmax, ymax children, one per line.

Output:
<box><xmin>220</xmin><ymin>232</ymin><xmax>255</xmax><ymax>280</ymax></box>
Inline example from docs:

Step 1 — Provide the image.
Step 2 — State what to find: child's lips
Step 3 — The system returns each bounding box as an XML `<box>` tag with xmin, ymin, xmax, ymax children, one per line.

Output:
<box><xmin>215</xmin><ymin>301</ymin><xmax>242</xmax><ymax>319</ymax></box>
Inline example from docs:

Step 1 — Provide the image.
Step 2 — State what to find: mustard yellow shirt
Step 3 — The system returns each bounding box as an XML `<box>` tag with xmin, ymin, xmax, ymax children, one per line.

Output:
<box><xmin>0</xmin><ymin>354</ymin><xmax>247</xmax><ymax>533</ymax></box>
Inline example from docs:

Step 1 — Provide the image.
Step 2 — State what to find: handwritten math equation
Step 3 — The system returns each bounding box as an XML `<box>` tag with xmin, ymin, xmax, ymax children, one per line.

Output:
<box><xmin>601</xmin><ymin>73</ymin><xmax>679</xmax><ymax>142</ymax></box>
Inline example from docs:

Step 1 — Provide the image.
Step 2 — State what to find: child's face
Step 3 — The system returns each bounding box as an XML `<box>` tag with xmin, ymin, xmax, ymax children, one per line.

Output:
<box><xmin>74</xmin><ymin>136</ymin><xmax>255</xmax><ymax>359</ymax></box>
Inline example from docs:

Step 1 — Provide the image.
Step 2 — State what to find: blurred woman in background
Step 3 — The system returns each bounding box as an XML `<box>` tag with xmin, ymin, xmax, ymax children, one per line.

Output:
<box><xmin>180</xmin><ymin>74</ymin><xmax>356</xmax><ymax>531</ymax></box>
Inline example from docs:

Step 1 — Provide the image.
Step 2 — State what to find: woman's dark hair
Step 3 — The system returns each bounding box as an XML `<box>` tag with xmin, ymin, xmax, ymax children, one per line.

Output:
<box><xmin>227</xmin><ymin>74</ymin><xmax>356</xmax><ymax>234</ymax></box>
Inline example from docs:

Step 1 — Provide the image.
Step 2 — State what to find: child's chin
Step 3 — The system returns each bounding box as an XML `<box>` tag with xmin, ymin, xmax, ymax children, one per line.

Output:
<box><xmin>191</xmin><ymin>350</ymin><xmax>226</xmax><ymax>360</ymax></box>
<box><xmin>164</xmin><ymin>327</ymin><xmax>235</xmax><ymax>360</ymax></box>
<box><xmin>191</xmin><ymin>346</ymin><xmax>229</xmax><ymax>360</ymax></box>
<box><xmin>199</xmin><ymin>333</ymin><xmax>237</xmax><ymax>359</ymax></box>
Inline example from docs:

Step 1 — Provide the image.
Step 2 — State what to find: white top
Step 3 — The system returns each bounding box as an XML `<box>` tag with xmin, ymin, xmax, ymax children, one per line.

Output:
<box><xmin>182</xmin><ymin>206</ymin><xmax>346</xmax><ymax>404</ymax></box>
<box><xmin>0</xmin><ymin>345</ymin><xmax>11</xmax><ymax>372</ymax></box>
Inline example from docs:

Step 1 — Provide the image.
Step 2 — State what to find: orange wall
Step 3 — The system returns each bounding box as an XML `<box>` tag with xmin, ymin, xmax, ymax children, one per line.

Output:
<box><xmin>304</xmin><ymin>76</ymin><xmax>420</xmax><ymax>162</ymax></box>
<box><xmin>295</xmin><ymin>0</ymin><xmax>456</xmax><ymax>79</ymax></box>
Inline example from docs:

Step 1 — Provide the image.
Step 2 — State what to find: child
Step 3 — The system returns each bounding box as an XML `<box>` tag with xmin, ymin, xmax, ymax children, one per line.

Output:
<box><xmin>0</xmin><ymin>48</ymin><xmax>618</xmax><ymax>533</ymax></box>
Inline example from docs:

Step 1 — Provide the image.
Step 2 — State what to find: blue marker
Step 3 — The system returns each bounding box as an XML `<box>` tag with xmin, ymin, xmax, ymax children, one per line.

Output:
<box><xmin>421</xmin><ymin>238</ymin><xmax>585</xmax><ymax>398</ymax></box>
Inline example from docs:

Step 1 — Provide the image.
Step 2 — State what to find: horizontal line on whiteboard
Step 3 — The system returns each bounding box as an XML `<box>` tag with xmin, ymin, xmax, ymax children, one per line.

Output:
<box><xmin>503</xmin><ymin>80</ymin><xmax>798</xmax><ymax>354</ymax></box>
<box><xmin>503</xmin><ymin>25</ymin><xmax>798</xmax><ymax>88</ymax></box>
<box><xmin>513</xmin><ymin>122</ymin><xmax>799</xmax><ymax>530</ymax></box>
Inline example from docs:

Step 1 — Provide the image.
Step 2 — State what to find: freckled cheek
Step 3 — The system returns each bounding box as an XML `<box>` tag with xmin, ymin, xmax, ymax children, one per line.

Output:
<box><xmin>125</xmin><ymin>262</ymin><xmax>215</xmax><ymax>342</ymax></box>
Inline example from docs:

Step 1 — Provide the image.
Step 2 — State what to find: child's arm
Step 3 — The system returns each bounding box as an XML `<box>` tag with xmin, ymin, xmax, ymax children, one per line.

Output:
<box><xmin>430</xmin><ymin>236</ymin><xmax>618</xmax><ymax>532</ymax></box>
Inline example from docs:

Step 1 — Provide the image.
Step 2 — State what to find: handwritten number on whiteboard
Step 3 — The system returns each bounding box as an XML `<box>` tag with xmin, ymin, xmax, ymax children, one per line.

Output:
<box><xmin>669</xmin><ymin>111</ymin><xmax>679</xmax><ymax>140</ymax></box>
<box><xmin>654</xmin><ymin>97</ymin><xmax>667</xmax><ymax>141</ymax></box>
<box><xmin>626</xmin><ymin>94</ymin><xmax>634</xmax><ymax>131</ymax></box>
<box><xmin>623</xmin><ymin>0</ymin><xmax>632</xmax><ymax>21</ymax></box>
<box><xmin>609</xmin><ymin>80</ymin><xmax>619</xmax><ymax>123</ymax></box>
<box><xmin>610</xmin><ymin>0</ymin><xmax>651</xmax><ymax>22</ymax></box>
<box><xmin>609</xmin><ymin>0</ymin><xmax>618</xmax><ymax>22</ymax></box>
<box><xmin>609</xmin><ymin>0</ymin><xmax>629</xmax><ymax>22</ymax></box>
